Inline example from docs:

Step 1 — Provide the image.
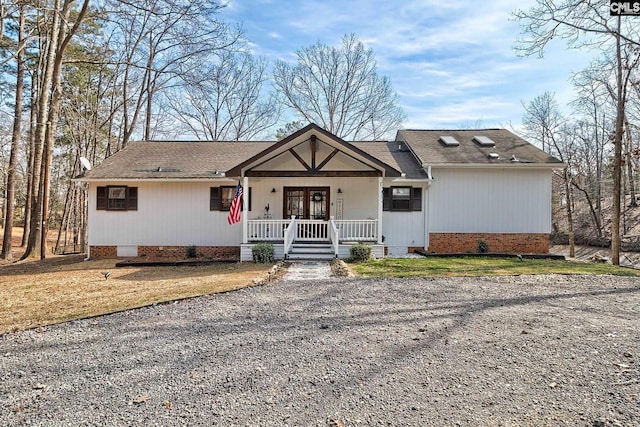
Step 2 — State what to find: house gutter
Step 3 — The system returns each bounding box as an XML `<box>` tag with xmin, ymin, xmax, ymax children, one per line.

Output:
<box><xmin>421</xmin><ymin>162</ymin><xmax>564</xmax><ymax>170</ymax></box>
<box><xmin>74</xmin><ymin>177</ymin><xmax>236</xmax><ymax>183</ymax></box>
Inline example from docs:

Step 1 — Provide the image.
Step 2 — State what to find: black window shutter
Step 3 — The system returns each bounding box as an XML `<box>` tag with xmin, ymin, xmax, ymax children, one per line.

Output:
<box><xmin>411</xmin><ymin>187</ymin><xmax>422</xmax><ymax>211</ymax></box>
<box><xmin>382</xmin><ymin>188</ymin><xmax>391</xmax><ymax>211</ymax></box>
<box><xmin>248</xmin><ymin>187</ymin><xmax>252</xmax><ymax>211</ymax></box>
<box><xmin>97</xmin><ymin>187</ymin><xmax>107</xmax><ymax>210</ymax></box>
<box><xmin>127</xmin><ymin>187</ymin><xmax>138</xmax><ymax>210</ymax></box>
<box><xmin>210</xmin><ymin>187</ymin><xmax>221</xmax><ymax>211</ymax></box>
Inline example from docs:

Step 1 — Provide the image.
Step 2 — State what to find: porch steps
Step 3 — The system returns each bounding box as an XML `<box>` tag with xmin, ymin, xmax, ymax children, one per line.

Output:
<box><xmin>287</xmin><ymin>242</ymin><xmax>336</xmax><ymax>261</ymax></box>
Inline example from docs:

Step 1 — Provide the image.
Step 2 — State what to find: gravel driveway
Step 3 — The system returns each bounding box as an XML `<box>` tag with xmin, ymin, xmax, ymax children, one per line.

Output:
<box><xmin>1</xmin><ymin>274</ymin><xmax>639</xmax><ymax>426</ymax></box>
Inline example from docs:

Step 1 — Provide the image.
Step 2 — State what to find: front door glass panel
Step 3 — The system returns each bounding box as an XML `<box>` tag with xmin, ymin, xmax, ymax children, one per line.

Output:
<box><xmin>284</xmin><ymin>187</ymin><xmax>329</xmax><ymax>220</ymax></box>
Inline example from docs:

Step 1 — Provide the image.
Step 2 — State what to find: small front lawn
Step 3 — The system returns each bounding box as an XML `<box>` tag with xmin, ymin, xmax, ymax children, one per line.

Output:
<box><xmin>0</xmin><ymin>255</ymin><xmax>272</xmax><ymax>334</ymax></box>
<box><xmin>350</xmin><ymin>256</ymin><xmax>640</xmax><ymax>278</ymax></box>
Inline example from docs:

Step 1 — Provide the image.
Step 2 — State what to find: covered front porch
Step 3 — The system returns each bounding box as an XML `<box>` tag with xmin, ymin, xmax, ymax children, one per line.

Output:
<box><xmin>240</xmin><ymin>217</ymin><xmax>385</xmax><ymax>261</ymax></box>
<box><xmin>224</xmin><ymin>124</ymin><xmax>402</xmax><ymax>261</ymax></box>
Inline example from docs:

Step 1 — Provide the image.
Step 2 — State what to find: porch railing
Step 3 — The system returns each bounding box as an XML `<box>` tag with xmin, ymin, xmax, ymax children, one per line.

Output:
<box><xmin>248</xmin><ymin>218</ymin><xmax>378</xmax><ymax>244</ymax></box>
<box><xmin>283</xmin><ymin>216</ymin><xmax>297</xmax><ymax>255</ymax></box>
<box><xmin>248</xmin><ymin>219</ymin><xmax>289</xmax><ymax>241</ymax></box>
<box><xmin>296</xmin><ymin>220</ymin><xmax>329</xmax><ymax>241</ymax></box>
<box><xmin>334</xmin><ymin>219</ymin><xmax>378</xmax><ymax>242</ymax></box>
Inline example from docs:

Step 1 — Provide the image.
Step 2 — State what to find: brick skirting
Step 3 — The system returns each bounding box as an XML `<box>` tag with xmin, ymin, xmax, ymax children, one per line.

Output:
<box><xmin>90</xmin><ymin>245</ymin><xmax>240</xmax><ymax>260</ymax></box>
<box><xmin>90</xmin><ymin>246</ymin><xmax>117</xmax><ymax>259</ymax></box>
<box><xmin>428</xmin><ymin>233</ymin><xmax>549</xmax><ymax>254</ymax></box>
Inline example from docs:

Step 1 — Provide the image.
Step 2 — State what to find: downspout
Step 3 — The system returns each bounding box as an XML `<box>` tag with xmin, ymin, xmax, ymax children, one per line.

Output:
<box><xmin>84</xmin><ymin>181</ymin><xmax>91</xmax><ymax>260</ymax></box>
<box><xmin>424</xmin><ymin>166</ymin><xmax>433</xmax><ymax>252</ymax></box>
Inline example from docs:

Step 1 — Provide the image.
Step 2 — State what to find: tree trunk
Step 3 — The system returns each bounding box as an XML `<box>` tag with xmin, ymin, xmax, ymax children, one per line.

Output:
<box><xmin>1</xmin><ymin>4</ymin><xmax>25</xmax><ymax>261</ymax></box>
<box><xmin>625</xmin><ymin>118</ymin><xmax>637</xmax><ymax>208</ymax></box>
<box><xmin>611</xmin><ymin>18</ymin><xmax>624</xmax><ymax>266</ymax></box>
<box><xmin>22</xmin><ymin>67</ymin><xmax>38</xmax><ymax>247</ymax></box>
<box><xmin>39</xmin><ymin>0</ymin><xmax>89</xmax><ymax>259</ymax></box>
<box><xmin>564</xmin><ymin>169</ymin><xmax>575</xmax><ymax>258</ymax></box>
<box><xmin>22</xmin><ymin>0</ymin><xmax>62</xmax><ymax>260</ymax></box>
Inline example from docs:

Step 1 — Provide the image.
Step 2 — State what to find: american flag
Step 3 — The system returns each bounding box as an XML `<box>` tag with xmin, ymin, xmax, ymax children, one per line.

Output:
<box><xmin>227</xmin><ymin>183</ymin><xmax>243</xmax><ymax>225</ymax></box>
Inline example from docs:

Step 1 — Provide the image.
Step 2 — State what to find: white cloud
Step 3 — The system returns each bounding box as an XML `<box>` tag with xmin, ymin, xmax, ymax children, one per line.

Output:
<box><xmin>223</xmin><ymin>0</ymin><xmax>599</xmax><ymax>130</ymax></box>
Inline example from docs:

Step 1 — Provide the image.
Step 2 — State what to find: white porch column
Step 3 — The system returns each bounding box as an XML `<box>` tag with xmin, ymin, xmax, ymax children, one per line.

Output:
<box><xmin>242</xmin><ymin>176</ymin><xmax>249</xmax><ymax>244</ymax></box>
<box><xmin>377</xmin><ymin>176</ymin><xmax>383</xmax><ymax>244</ymax></box>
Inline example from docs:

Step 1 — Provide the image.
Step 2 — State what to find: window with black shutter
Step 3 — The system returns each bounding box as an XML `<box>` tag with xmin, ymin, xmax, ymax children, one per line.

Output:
<box><xmin>210</xmin><ymin>186</ymin><xmax>251</xmax><ymax>211</ymax></box>
<box><xmin>97</xmin><ymin>186</ymin><xmax>138</xmax><ymax>211</ymax></box>
<box><xmin>382</xmin><ymin>186</ymin><xmax>422</xmax><ymax>212</ymax></box>
<box><xmin>96</xmin><ymin>187</ymin><xmax>107</xmax><ymax>210</ymax></box>
<box><xmin>382</xmin><ymin>188</ymin><xmax>391</xmax><ymax>211</ymax></box>
<box><xmin>411</xmin><ymin>187</ymin><xmax>422</xmax><ymax>211</ymax></box>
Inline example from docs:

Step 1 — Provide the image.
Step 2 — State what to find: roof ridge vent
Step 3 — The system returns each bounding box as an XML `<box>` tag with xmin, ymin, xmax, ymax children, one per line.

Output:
<box><xmin>473</xmin><ymin>135</ymin><xmax>496</xmax><ymax>147</ymax></box>
<box><xmin>439</xmin><ymin>136</ymin><xmax>460</xmax><ymax>147</ymax></box>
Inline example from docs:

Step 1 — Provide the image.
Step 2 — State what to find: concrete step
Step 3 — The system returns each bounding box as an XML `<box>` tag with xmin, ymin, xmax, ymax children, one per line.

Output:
<box><xmin>290</xmin><ymin>245</ymin><xmax>334</xmax><ymax>254</ymax></box>
<box><xmin>286</xmin><ymin>252</ymin><xmax>336</xmax><ymax>261</ymax></box>
<box><xmin>287</xmin><ymin>243</ymin><xmax>335</xmax><ymax>260</ymax></box>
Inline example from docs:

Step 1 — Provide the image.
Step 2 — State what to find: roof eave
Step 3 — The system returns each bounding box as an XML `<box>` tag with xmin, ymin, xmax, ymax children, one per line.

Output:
<box><xmin>424</xmin><ymin>162</ymin><xmax>566</xmax><ymax>169</ymax></box>
<box><xmin>76</xmin><ymin>177</ymin><xmax>233</xmax><ymax>183</ymax></box>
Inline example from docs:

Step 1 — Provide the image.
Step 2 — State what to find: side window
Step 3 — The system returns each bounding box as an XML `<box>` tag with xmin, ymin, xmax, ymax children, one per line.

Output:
<box><xmin>382</xmin><ymin>186</ymin><xmax>422</xmax><ymax>212</ymax></box>
<box><xmin>391</xmin><ymin>187</ymin><xmax>411</xmax><ymax>211</ymax></box>
<box><xmin>210</xmin><ymin>186</ymin><xmax>251</xmax><ymax>211</ymax></box>
<box><xmin>97</xmin><ymin>186</ymin><xmax>137</xmax><ymax>211</ymax></box>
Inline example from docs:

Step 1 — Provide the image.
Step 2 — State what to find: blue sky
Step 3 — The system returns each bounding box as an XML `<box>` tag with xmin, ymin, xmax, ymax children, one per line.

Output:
<box><xmin>222</xmin><ymin>0</ymin><xmax>597</xmax><ymax>131</ymax></box>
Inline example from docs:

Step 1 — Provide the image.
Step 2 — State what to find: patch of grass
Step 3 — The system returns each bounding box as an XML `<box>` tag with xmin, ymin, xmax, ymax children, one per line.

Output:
<box><xmin>0</xmin><ymin>255</ymin><xmax>273</xmax><ymax>334</ymax></box>
<box><xmin>350</xmin><ymin>256</ymin><xmax>640</xmax><ymax>278</ymax></box>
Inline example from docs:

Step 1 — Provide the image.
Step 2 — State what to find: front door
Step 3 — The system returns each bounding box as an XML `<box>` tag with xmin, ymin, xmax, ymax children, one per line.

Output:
<box><xmin>284</xmin><ymin>187</ymin><xmax>330</xmax><ymax>220</ymax></box>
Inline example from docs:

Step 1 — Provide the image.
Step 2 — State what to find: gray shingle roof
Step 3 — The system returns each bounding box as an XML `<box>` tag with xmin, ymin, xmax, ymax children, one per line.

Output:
<box><xmin>80</xmin><ymin>128</ymin><xmax>560</xmax><ymax>181</ymax></box>
<box><xmin>81</xmin><ymin>141</ymin><xmax>273</xmax><ymax>179</ymax></box>
<box><xmin>397</xmin><ymin>129</ymin><xmax>562</xmax><ymax>166</ymax></box>
<box><xmin>351</xmin><ymin>141</ymin><xmax>427</xmax><ymax>179</ymax></box>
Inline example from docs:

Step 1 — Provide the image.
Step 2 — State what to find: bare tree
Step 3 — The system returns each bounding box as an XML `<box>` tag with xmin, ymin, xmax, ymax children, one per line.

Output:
<box><xmin>107</xmin><ymin>0</ymin><xmax>241</xmax><ymax>146</ymax></box>
<box><xmin>167</xmin><ymin>51</ymin><xmax>280</xmax><ymax>141</ymax></box>
<box><xmin>571</xmin><ymin>65</ymin><xmax>615</xmax><ymax>226</ymax></box>
<box><xmin>514</xmin><ymin>0</ymin><xmax>640</xmax><ymax>265</ymax></box>
<box><xmin>273</xmin><ymin>33</ymin><xmax>405</xmax><ymax>140</ymax></box>
<box><xmin>522</xmin><ymin>92</ymin><xmax>577</xmax><ymax>256</ymax></box>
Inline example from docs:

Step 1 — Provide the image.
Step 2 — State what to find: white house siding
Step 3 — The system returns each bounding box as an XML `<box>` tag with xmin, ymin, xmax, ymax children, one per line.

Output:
<box><xmin>88</xmin><ymin>181</ymin><xmax>243</xmax><ymax>247</ymax></box>
<box><xmin>247</xmin><ymin>176</ymin><xmax>379</xmax><ymax>221</ymax></box>
<box><xmin>381</xmin><ymin>182</ymin><xmax>428</xmax><ymax>256</ymax></box>
<box><xmin>88</xmin><ymin>177</ymin><xmax>381</xmax><ymax>248</ymax></box>
<box><xmin>428</xmin><ymin>168</ymin><xmax>552</xmax><ymax>233</ymax></box>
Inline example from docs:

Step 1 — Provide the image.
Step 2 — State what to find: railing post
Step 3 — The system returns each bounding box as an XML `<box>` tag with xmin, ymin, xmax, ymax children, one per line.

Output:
<box><xmin>329</xmin><ymin>217</ymin><xmax>339</xmax><ymax>257</ymax></box>
<box><xmin>284</xmin><ymin>215</ymin><xmax>296</xmax><ymax>257</ymax></box>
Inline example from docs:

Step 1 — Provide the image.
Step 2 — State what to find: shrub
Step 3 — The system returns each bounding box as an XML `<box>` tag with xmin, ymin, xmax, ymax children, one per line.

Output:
<box><xmin>350</xmin><ymin>244</ymin><xmax>373</xmax><ymax>262</ymax></box>
<box><xmin>186</xmin><ymin>245</ymin><xmax>197</xmax><ymax>258</ymax></box>
<box><xmin>477</xmin><ymin>240</ymin><xmax>489</xmax><ymax>254</ymax></box>
<box><xmin>252</xmin><ymin>242</ymin><xmax>275</xmax><ymax>263</ymax></box>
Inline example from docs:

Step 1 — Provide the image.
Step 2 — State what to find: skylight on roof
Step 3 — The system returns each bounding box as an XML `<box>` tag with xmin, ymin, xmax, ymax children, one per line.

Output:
<box><xmin>439</xmin><ymin>136</ymin><xmax>460</xmax><ymax>146</ymax></box>
<box><xmin>473</xmin><ymin>136</ymin><xmax>496</xmax><ymax>147</ymax></box>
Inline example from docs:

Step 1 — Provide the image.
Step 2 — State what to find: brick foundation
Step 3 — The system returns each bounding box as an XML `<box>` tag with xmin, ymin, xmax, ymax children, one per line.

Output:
<box><xmin>90</xmin><ymin>246</ymin><xmax>117</xmax><ymax>259</ymax></box>
<box><xmin>428</xmin><ymin>233</ymin><xmax>549</xmax><ymax>254</ymax></box>
<box><xmin>90</xmin><ymin>245</ymin><xmax>240</xmax><ymax>260</ymax></box>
